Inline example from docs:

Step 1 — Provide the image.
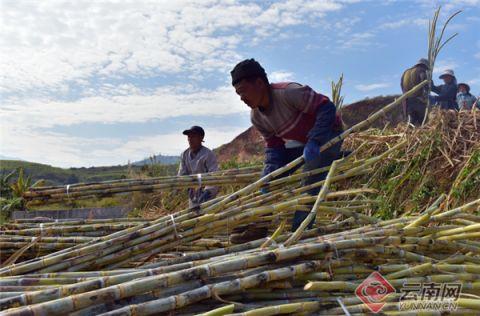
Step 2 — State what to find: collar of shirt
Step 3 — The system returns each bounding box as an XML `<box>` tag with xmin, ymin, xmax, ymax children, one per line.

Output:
<box><xmin>258</xmin><ymin>88</ymin><xmax>274</xmax><ymax>115</ymax></box>
<box><xmin>189</xmin><ymin>146</ymin><xmax>204</xmax><ymax>159</ymax></box>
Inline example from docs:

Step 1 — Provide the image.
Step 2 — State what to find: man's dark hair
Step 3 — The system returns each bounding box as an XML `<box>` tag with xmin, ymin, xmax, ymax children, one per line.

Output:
<box><xmin>231</xmin><ymin>58</ymin><xmax>269</xmax><ymax>86</ymax></box>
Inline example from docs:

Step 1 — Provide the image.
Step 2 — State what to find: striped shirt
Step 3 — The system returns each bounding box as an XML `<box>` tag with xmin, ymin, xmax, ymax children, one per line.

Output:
<box><xmin>251</xmin><ymin>82</ymin><xmax>341</xmax><ymax>148</ymax></box>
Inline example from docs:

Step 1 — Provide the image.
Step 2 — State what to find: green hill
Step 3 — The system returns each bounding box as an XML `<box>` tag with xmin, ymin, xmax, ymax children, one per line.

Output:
<box><xmin>0</xmin><ymin>160</ymin><xmax>145</xmax><ymax>186</ymax></box>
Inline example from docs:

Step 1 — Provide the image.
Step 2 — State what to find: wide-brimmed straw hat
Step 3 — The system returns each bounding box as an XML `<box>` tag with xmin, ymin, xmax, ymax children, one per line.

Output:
<box><xmin>439</xmin><ymin>69</ymin><xmax>455</xmax><ymax>80</ymax></box>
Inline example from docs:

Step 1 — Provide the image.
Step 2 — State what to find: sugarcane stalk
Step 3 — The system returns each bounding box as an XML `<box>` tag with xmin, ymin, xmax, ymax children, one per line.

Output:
<box><xmin>284</xmin><ymin>160</ymin><xmax>339</xmax><ymax>246</ymax></box>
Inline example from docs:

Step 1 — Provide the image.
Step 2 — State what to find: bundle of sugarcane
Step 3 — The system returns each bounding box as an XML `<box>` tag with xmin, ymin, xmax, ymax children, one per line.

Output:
<box><xmin>342</xmin><ymin>108</ymin><xmax>480</xmax><ymax>216</ymax></box>
<box><xmin>23</xmin><ymin>167</ymin><xmax>262</xmax><ymax>205</ymax></box>
<box><xmin>0</xmin><ymin>195</ymin><xmax>478</xmax><ymax>315</ymax></box>
<box><xmin>0</xmin><ymin>219</ymin><xmax>151</xmax><ymax>264</ymax></box>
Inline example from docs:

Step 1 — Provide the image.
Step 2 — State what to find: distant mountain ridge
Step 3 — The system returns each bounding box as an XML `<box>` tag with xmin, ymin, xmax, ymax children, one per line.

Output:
<box><xmin>132</xmin><ymin>154</ymin><xmax>180</xmax><ymax>166</ymax></box>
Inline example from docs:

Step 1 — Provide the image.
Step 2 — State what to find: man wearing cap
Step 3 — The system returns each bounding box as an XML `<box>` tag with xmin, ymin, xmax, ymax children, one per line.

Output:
<box><xmin>431</xmin><ymin>69</ymin><xmax>458</xmax><ymax>110</ymax></box>
<box><xmin>178</xmin><ymin>126</ymin><xmax>219</xmax><ymax>208</ymax></box>
<box><xmin>456</xmin><ymin>83</ymin><xmax>477</xmax><ymax>110</ymax></box>
<box><xmin>230</xmin><ymin>58</ymin><xmax>343</xmax><ymax>238</ymax></box>
<box><xmin>400</xmin><ymin>58</ymin><xmax>429</xmax><ymax>126</ymax></box>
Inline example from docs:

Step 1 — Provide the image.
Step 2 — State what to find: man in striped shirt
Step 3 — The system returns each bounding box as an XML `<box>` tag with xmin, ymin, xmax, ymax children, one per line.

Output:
<box><xmin>230</xmin><ymin>59</ymin><xmax>343</xmax><ymax>239</ymax></box>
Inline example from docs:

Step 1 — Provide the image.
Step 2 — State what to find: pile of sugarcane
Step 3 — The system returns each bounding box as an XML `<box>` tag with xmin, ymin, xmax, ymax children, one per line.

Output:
<box><xmin>0</xmin><ymin>193</ymin><xmax>478</xmax><ymax>315</ymax></box>
<box><xmin>0</xmin><ymin>218</ymin><xmax>149</xmax><ymax>263</ymax></box>
<box><xmin>23</xmin><ymin>166</ymin><xmax>262</xmax><ymax>205</ymax></box>
<box><xmin>2</xmin><ymin>81</ymin><xmax>479</xmax><ymax>314</ymax></box>
<box><xmin>342</xmin><ymin>108</ymin><xmax>480</xmax><ymax>215</ymax></box>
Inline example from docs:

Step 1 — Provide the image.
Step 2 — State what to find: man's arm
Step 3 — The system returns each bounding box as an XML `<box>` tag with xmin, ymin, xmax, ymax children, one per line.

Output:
<box><xmin>400</xmin><ymin>70</ymin><xmax>407</xmax><ymax>93</ymax></box>
<box><xmin>177</xmin><ymin>152</ymin><xmax>188</xmax><ymax>176</ymax></box>
<box><xmin>307</xmin><ymin>102</ymin><xmax>336</xmax><ymax>146</ymax></box>
<box><xmin>251</xmin><ymin>116</ymin><xmax>286</xmax><ymax>176</ymax></box>
<box><xmin>431</xmin><ymin>82</ymin><xmax>441</xmax><ymax>94</ymax></box>
<box><xmin>202</xmin><ymin>151</ymin><xmax>219</xmax><ymax>198</ymax></box>
<box><xmin>205</xmin><ymin>151</ymin><xmax>219</xmax><ymax>173</ymax></box>
<box><xmin>283</xmin><ymin>85</ymin><xmax>335</xmax><ymax>146</ymax></box>
<box><xmin>434</xmin><ymin>84</ymin><xmax>457</xmax><ymax>101</ymax></box>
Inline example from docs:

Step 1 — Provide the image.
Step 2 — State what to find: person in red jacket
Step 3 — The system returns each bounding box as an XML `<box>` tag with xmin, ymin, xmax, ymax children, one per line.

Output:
<box><xmin>229</xmin><ymin>58</ymin><xmax>343</xmax><ymax>242</ymax></box>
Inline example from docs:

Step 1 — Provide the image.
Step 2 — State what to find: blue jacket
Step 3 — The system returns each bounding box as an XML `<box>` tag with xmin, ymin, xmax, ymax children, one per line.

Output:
<box><xmin>456</xmin><ymin>92</ymin><xmax>477</xmax><ymax>110</ymax></box>
<box><xmin>431</xmin><ymin>81</ymin><xmax>458</xmax><ymax>110</ymax></box>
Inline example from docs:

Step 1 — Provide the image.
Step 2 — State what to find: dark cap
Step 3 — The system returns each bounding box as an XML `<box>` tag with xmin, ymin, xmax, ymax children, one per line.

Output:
<box><xmin>230</xmin><ymin>58</ymin><xmax>267</xmax><ymax>86</ymax></box>
<box><xmin>182</xmin><ymin>126</ymin><xmax>205</xmax><ymax>137</ymax></box>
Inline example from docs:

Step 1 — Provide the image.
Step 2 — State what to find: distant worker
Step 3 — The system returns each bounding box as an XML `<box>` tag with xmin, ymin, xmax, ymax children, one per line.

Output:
<box><xmin>400</xmin><ymin>58</ymin><xmax>429</xmax><ymax>126</ymax></box>
<box><xmin>431</xmin><ymin>69</ymin><xmax>458</xmax><ymax>110</ymax></box>
<box><xmin>230</xmin><ymin>58</ymin><xmax>343</xmax><ymax>242</ymax></box>
<box><xmin>456</xmin><ymin>83</ymin><xmax>477</xmax><ymax>110</ymax></box>
<box><xmin>178</xmin><ymin>126</ymin><xmax>219</xmax><ymax>208</ymax></box>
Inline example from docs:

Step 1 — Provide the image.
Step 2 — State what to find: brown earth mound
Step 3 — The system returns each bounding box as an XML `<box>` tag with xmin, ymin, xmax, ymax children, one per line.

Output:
<box><xmin>214</xmin><ymin>126</ymin><xmax>263</xmax><ymax>162</ymax></box>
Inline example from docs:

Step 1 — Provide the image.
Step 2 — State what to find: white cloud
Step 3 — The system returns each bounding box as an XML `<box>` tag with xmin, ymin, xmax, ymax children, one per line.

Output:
<box><xmin>269</xmin><ymin>71</ymin><xmax>295</xmax><ymax>82</ymax></box>
<box><xmin>0</xmin><ymin>83</ymin><xmax>252</xmax><ymax>167</ymax></box>
<box><xmin>0</xmin><ymin>0</ymin><xmax>345</xmax><ymax>95</ymax></box>
<box><xmin>355</xmin><ymin>82</ymin><xmax>390</xmax><ymax>92</ymax></box>
<box><xmin>0</xmin><ymin>124</ymin><xmax>245</xmax><ymax>168</ymax></box>
<box><xmin>0</xmin><ymin>0</ymin><xmax>354</xmax><ymax>167</ymax></box>
<box><xmin>380</xmin><ymin>18</ymin><xmax>428</xmax><ymax>29</ymax></box>
<box><xmin>1</xmin><ymin>85</ymin><xmax>247</xmax><ymax>129</ymax></box>
<box><xmin>433</xmin><ymin>60</ymin><xmax>458</xmax><ymax>76</ymax></box>
<box><xmin>338</xmin><ymin>32</ymin><xmax>376</xmax><ymax>49</ymax></box>
<box><xmin>467</xmin><ymin>77</ymin><xmax>480</xmax><ymax>90</ymax></box>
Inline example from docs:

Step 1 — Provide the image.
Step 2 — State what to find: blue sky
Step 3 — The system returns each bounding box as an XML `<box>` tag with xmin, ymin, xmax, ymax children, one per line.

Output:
<box><xmin>0</xmin><ymin>0</ymin><xmax>479</xmax><ymax>167</ymax></box>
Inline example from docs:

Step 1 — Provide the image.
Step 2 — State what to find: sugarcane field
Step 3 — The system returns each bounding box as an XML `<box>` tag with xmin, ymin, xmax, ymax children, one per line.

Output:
<box><xmin>1</xmin><ymin>2</ymin><xmax>479</xmax><ymax>316</ymax></box>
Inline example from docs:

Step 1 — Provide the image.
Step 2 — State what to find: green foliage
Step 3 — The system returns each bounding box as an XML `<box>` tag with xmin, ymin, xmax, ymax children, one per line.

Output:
<box><xmin>0</xmin><ymin>168</ymin><xmax>16</xmax><ymax>197</ymax></box>
<box><xmin>331</xmin><ymin>73</ymin><xmax>345</xmax><ymax>110</ymax></box>
<box><xmin>220</xmin><ymin>158</ymin><xmax>262</xmax><ymax>170</ymax></box>
<box><xmin>0</xmin><ymin>167</ymin><xmax>35</xmax><ymax>220</ymax></box>
<box><xmin>450</xmin><ymin>149</ymin><xmax>480</xmax><ymax>201</ymax></box>
<box><xmin>141</xmin><ymin>163</ymin><xmax>179</xmax><ymax>178</ymax></box>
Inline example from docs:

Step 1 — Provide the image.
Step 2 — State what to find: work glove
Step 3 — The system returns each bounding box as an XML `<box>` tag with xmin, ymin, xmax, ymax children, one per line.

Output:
<box><xmin>303</xmin><ymin>140</ymin><xmax>320</xmax><ymax>162</ymax></box>
<box><xmin>197</xmin><ymin>190</ymin><xmax>212</xmax><ymax>204</ymax></box>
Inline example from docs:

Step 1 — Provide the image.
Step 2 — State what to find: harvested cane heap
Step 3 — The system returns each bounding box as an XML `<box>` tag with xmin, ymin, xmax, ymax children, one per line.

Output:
<box><xmin>1</xmin><ymin>82</ymin><xmax>480</xmax><ymax>315</ymax></box>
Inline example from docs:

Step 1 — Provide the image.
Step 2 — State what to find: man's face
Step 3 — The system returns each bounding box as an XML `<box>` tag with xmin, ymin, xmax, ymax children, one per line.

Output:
<box><xmin>234</xmin><ymin>78</ymin><xmax>265</xmax><ymax>109</ymax></box>
<box><xmin>443</xmin><ymin>75</ymin><xmax>453</xmax><ymax>84</ymax></box>
<box><xmin>459</xmin><ymin>86</ymin><xmax>467</xmax><ymax>93</ymax></box>
<box><xmin>187</xmin><ymin>133</ymin><xmax>203</xmax><ymax>151</ymax></box>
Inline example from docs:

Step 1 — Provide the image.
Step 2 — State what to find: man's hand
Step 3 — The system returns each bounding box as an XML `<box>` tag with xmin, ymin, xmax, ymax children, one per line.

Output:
<box><xmin>303</xmin><ymin>140</ymin><xmax>320</xmax><ymax>162</ymax></box>
<box><xmin>197</xmin><ymin>190</ymin><xmax>212</xmax><ymax>203</ymax></box>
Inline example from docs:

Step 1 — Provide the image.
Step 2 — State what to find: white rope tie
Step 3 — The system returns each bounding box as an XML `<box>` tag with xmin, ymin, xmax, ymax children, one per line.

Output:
<box><xmin>169</xmin><ymin>215</ymin><xmax>182</xmax><ymax>239</ymax></box>
<box><xmin>31</xmin><ymin>236</ymin><xmax>37</xmax><ymax>242</ymax></box>
<box><xmin>333</xmin><ymin>243</ymin><xmax>340</xmax><ymax>259</ymax></box>
<box><xmin>39</xmin><ymin>223</ymin><xmax>44</xmax><ymax>235</ymax></box>
<box><xmin>265</xmin><ymin>237</ymin><xmax>277</xmax><ymax>247</ymax></box>
<box><xmin>197</xmin><ymin>174</ymin><xmax>202</xmax><ymax>188</ymax></box>
<box><xmin>66</xmin><ymin>184</ymin><xmax>71</xmax><ymax>199</ymax></box>
<box><xmin>336</xmin><ymin>297</ymin><xmax>351</xmax><ymax>316</ymax></box>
